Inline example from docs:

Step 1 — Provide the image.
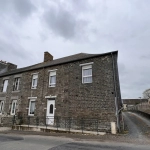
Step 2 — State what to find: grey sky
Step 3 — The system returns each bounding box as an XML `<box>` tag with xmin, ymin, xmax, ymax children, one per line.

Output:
<box><xmin>0</xmin><ymin>0</ymin><xmax>150</xmax><ymax>98</ymax></box>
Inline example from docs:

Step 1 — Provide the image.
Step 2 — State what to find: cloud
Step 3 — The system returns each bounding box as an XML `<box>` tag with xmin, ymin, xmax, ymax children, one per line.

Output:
<box><xmin>42</xmin><ymin>1</ymin><xmax>89</xmax><ymax>40</ymax></box>
<box><xmin>140</xmin><ymin>55</ymin><xmax>150</xmax><ymax>60</ymax></box>
<box><xmin>0</xmin><ymin>0</ymin><xmax>36</xmax><ymax>20</ymax></box>
<box><xmin>1</xmin><ymin>0</ymin><xmax>150</xmax><ymax>99</ymax></box>
<box><xmin>13</xmin><ymin>0</ymin><xmax>36</xmax><ymax>18</ymax></box>
<box><xmin>118</xmin><ymin>63</ymin><xmax>126</xmax><ymax>75</ymax></box>
<box><xmin>0</xmin><ymin>37</ymin><xmax>31</xmax><ymax>66</ymax></box>
<box><xmin>43</xmin><ymin>7</ymin><xmax>76</xmax><ymax>39</ymax></box>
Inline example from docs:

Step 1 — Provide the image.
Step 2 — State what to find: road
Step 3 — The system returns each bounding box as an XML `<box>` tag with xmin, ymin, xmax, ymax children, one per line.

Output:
<box><xmin>0</xmin><ymin>134</ymin><xmax>150</xmax><ymax>150</ymax></box>
<box><xmin>0</xmin><ymin>111</ymin><xmax>150</xmax><ymax>150</ymax></box>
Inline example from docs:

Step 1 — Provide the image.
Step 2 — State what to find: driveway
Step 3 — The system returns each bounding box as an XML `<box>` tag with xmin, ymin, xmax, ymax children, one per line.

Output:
<box><xmin>123</xmin><ymin>111</ymin><xmax>150</xmax><ymax>141</ymax></box>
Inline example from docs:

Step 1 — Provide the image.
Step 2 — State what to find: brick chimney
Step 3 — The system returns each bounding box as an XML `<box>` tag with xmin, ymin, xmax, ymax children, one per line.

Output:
<box><xmin>44</xmin><ymin>52</ymin><xmax>53</xmax><ymax>62</ymax></box>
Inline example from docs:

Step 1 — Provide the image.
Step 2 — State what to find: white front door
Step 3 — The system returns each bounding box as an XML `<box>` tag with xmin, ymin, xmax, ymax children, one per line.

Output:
<box><xmin>46</xmin><ymin>100</ymin><xmax>55</xmax><ymax>125</ymax></box>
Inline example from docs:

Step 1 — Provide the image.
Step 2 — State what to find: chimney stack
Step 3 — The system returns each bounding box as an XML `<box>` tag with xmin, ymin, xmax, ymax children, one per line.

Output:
<box><xmin>7</xmin><ymin>63</ymin><xmax>17</xmax><ymax>71</ymax></box>
<box><xmin>0</xmin><ymin>61</ymin><xmax>17</xmax><ymax>74</ymax></box>
<box><xmin>44</xmin><ymin>52</ymin><xmax>53</xmax><ymax>62</ymax></box>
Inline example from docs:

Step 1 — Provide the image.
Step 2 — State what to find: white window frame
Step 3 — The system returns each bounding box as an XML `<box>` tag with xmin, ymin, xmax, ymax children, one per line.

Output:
<box><xmin>10</xmin><ymin>100</ymin><xmax>17</xmax><ymax>116</ymax></box>
<box><xmin>49</xmin><ymin>71</ymin><xmax>56</xmax><ymax>87</ymax></box>
<box><xmin>0</xmin><ymin>101</ymin><xmax>4</xmax><ymax>115</ymax></box>
<box><xmin>2</xmin><ymin>80</ymin><xmax>8</xmax><ymax>92</ymax></box>
<box><xmin>13</xmin><ymin>77</ymin><xmax>20</xmax><ymax>91</ymax></box>
<box><xmin>82</xmin><ymin>65</ymin><xmax>92</xmax><ymax>84</ymax></box>
<box><xmin>28</xmin><ymin>99</ymin><xmax>36</xmax><ymax>116</ymax></box>
<box><xmin>31</xmin><ymin>74</ymin><xmax>38</xmax><ymax>89</ymax></box>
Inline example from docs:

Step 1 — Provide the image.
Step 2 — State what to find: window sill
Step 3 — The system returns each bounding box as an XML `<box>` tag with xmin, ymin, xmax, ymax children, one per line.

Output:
<box><xmin>31</xmin><ymin>87</ymin><xmax>37</xmax><ymax>90</ymax></box>
<box><xmin>49</xmin><ymin>85</ymin><xmax>56</xmax><ymax>88</ymax></box>
<box><xmin>82</xmin><ymin>82</ymin><xmax>92</xmax><ymax>84</ymax></box>
<box><xmin>28</xmin><ymin>114</ymin><xmax>34</xmax><ymax>117</ymax></box>
<box><xmin>10</xmin><ymin>114</ymin><xmax>15</xmax><ymax>116</ymax></box>
<box><xmin>12</xmin><ymin>90</ymin><xmax>20</xmax><ymax>93</ymax></box>
<box><xmin>0</xmin><ymin>92</ymin><xmax>7</xmax><ymax>94</ymax></box>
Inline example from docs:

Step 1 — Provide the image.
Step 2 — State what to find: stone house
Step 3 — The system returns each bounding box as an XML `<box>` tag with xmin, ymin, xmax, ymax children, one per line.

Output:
<box><xmin>0</xmin><ymin>51</ymin><xmax>122</xmax><ymax>132</ymax></box>
<box><xmin>0</xmin><ymin>60</ymin><xmax>17</xmax><ymax>74</ymax></box>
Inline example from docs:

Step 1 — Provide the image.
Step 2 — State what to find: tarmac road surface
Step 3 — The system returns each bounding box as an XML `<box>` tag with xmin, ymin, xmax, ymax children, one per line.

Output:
<box><xmin>0</xmin><ymin>134</ymin><xmax>150</xmax><ymax>150</ymax></box>
<box><xmin>0</xmin><ymin>111</ymin><xmax>150</xmax><ymax>150</ymax></box>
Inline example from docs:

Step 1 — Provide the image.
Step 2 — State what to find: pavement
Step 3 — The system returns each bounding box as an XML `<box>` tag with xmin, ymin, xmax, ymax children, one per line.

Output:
<box><xmin>0</xmin><ymin>111</ymin><xmax>150</xmax><ymax>150</ymax></box>
<box><xmin>0</xmin><ymin>127</ymin><xmax>11</xmax><ymax>132</ymax></box>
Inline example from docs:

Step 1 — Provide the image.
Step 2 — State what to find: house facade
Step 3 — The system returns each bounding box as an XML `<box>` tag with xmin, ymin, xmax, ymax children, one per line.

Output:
<box><xmin>0</xmin><ymin>51</ymin><xmax>122</xmax><ymax>132</ymax></box>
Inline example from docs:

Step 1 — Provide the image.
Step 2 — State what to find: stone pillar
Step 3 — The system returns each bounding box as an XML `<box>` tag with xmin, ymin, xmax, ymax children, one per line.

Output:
<box><xmin>111</xmin><ymin>122</ymin><xmax>117</xmax><ymax>134</ymax></box>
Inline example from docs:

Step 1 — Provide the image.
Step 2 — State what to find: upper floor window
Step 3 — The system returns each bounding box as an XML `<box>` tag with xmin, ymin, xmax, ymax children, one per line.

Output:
<box><xmin>0</xmin><ymin>101</ymin><xmax>4</xmax><ymax>115</ymax></box>
<box><xmin>82</xmin><ymin>65</ymin><xmax>92</xmax><ymax>83</ymax></box>
<box><xmin>49</xmin><ymin>71</ymin><xmax>56</xmax><ymax>87</ymax></box>
<box><xmin>31</xmin><ymin>74</ymin><xmax>38</xmax><ymax>89</ymax></box>
<box><xmin>10</xmin><ymin>100</ymin><xmax>17</xmax><ymax>115</ymax></box>
<box><xmin>1</xmin><ymin>80</ymin><xmax>8</xmax><ymax>92</ymax></box>
<box><xmin>28</xmin><ymin>99</ymin><xmax>36</xmax><ymax>116</ymax></box>
<box><xmin>13</xmin><ymin>77</ymin><xmax>20</xmax><ymax>91</ymax></box>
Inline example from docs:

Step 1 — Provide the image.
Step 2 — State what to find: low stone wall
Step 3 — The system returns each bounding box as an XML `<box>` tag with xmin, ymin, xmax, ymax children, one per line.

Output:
<box><xmin>11</xmin><ymin>116</ymin><xmax>111</xmax><ymax>133</ymax></box>
<box><xmin>12</xmin><ymin>125</ymin><xmax>106</xmax><ymax>135</ymax></box>
<box><xmin>1</xmin><ymin>116</ymin><xmax>14</xmax><ymax>127</ymax></box>
<box><xmin>129</xmin><ymin>110</ymin><xmax>150</xmax><ymax>119</ymax></box>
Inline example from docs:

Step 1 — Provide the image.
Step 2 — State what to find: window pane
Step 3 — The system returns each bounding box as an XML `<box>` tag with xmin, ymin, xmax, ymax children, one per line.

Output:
<box><xmin>11</xmin><ymin>101</ymin><xmax>16</xmax><ymax>115</ymax></box>
<box><xmin>32</xmin><ymin>78</ymin><xmax>37</xmax><ymax>87</ymax></box>
<box><xmin>34</xmin><ymin>79</ymin><xmax>37</xmax><ymax>86</ymax></box>
<box><xmin>13</xmin><ymin>79</ymin><xmax>16</xmax><ymax>91</ymax></box>
<box><xmin>50</xmin><ymin>76</ymin><xmax>56</xmax><ymax>84</ymax></box>
<box><xmin>32</xmin><ymin>74</ymin><xmax>38</xmax><ymax>79</ymax></box>
<box><xmin>83</xmin><ymin>77</ymin><xmax>92</xmax><ymax>83</ymax></box>
<box><xmin>12</xmin><ymin>102</ymin><xmax>15</xmax><ymax>114</ymax></box>
<box><xmin>49</xmin><ymin>71</ymin><xmax>56</xmax><ymax>86</ymax></box>
<box><xmin>50</xmin><ymin>71</ymin><xmax>56</xmax><ymax>76</ymax></box>
<box><xmin>50</xmin><ymin>104</ymin><xmax>53</xmax><ymax>114</ymax></box>
<box><xmin>83</xmin><ymin>68</ymin><xmax>92</xmax><ymax>76</ymax></box>
<box><xmin>30</xmin><ymin>101</ymin><xmax>35</xmax><ymax>114</ymax></box>
<box><xmin>32</xmin><ymin>74</ymin><xmax>38</xmax><ymax>88</ymax></box>
<box><xmin>0</xmin><ymin>102</ymin><xmax>3</xmax><ymax>113</ymax></box>
<box><xmin>14</xmin><ymin>78</ymin><xmax>20</xmax><ymax>91</ymax></box>
<box><xmin>16</xmin><ymin>78</ymin><xmax>20</xmax><ymax>90</ymax></box>
<box><xmin>3</xmin><ymin>80</ymin><xmax>8</xmax><ymax>92</ymax></box>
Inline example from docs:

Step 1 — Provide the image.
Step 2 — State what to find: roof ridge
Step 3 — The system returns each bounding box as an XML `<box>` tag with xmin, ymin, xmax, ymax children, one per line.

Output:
<box><xmin>0</xmin><ymin>51</ymin><xmax>118</xmax><ymax>77</ymax></box>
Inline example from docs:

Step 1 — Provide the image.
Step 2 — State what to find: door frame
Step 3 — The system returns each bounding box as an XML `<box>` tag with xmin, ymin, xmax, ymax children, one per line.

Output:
<box><xmin>46</xmin><ymin>99</ymin><xmax>55</xmax><ymax>125</ymax></box>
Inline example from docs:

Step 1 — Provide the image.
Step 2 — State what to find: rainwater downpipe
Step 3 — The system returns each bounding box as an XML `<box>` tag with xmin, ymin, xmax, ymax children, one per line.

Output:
<box><xmin>111</xmin><ymin>53</ymin><xmax>120</xmax><ymax>132</ymax></box>
<box><xmin>42</xmin><ymin>67</ymin><xmax>45</xmax><ymax>116</ymax></box>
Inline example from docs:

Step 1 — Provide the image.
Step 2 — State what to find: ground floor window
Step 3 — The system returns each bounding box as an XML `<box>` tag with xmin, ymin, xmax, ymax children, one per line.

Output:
<box><xmin>0</xmin><ymin>101</ymin><xmax>4</xmax><ymax>114</ymax></box>
<box><xmin>28</xmin><ymin>99</ymin><xmax>36</xmax><ymax>116</ymax></box>
<box><xmin>11</xmin><ymin>100</ymin><xmax>17</xmax><ymax>115</ymax></box>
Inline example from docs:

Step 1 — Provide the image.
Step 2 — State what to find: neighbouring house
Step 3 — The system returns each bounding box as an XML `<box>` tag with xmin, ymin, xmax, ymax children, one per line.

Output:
<box><xmin>123</xmin><ymin>99</ymin><xmax>148</xmax><ymax>110</ymax></box>
<box><xmin>0</xmin><ymin>60</ymin><xmax>17</xmax><ymax>74</ymax></box>
<box><xmin>0</xmin><ymin>51</ymin><xmax>122</xmax><ymax>132</ymax></box>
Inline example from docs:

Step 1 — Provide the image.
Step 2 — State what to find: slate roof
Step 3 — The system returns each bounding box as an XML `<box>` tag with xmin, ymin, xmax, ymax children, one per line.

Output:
<box><xmin>123</xmin><ymin>99</ymin><xmax>148</xmax><ymax>105</ymax></box>
<box><xmin>0</xmin><ymin>51</ymin><xmax>118</xmax><ymax>77</ymax></box>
